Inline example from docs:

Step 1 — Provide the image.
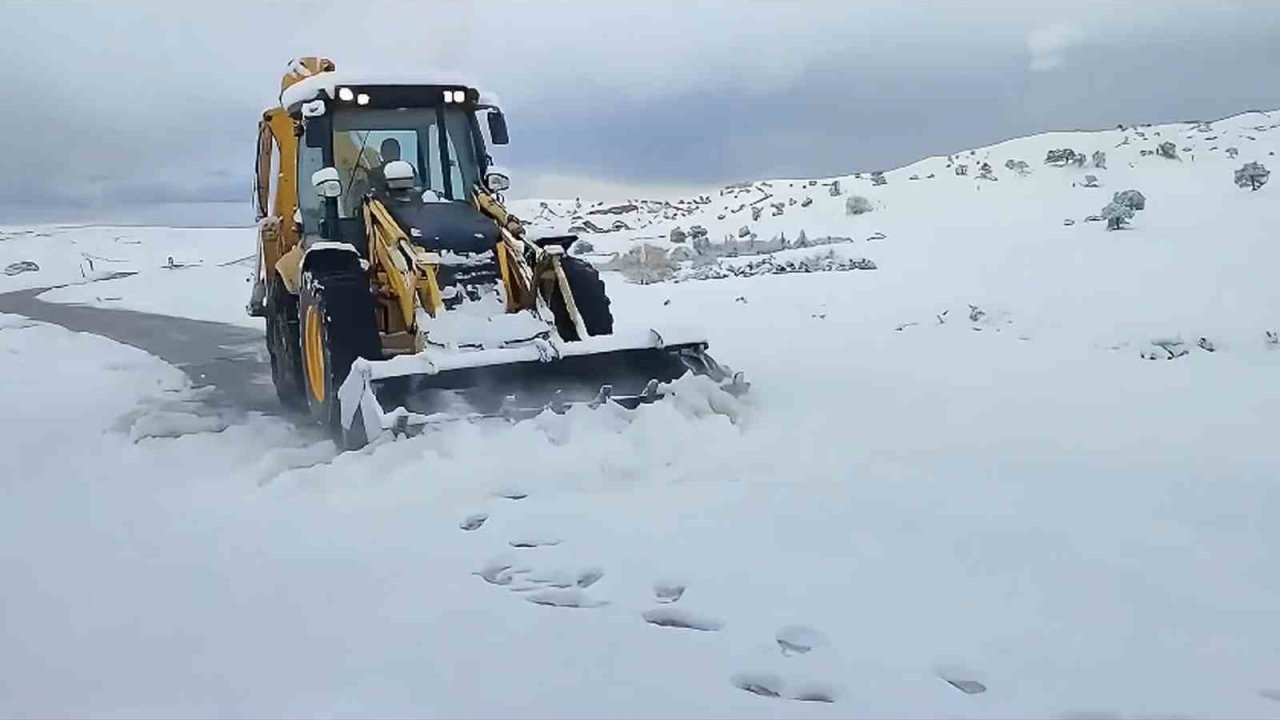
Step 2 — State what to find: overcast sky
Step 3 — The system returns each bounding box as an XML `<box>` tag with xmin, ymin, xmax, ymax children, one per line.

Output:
<box><xmin>1</xmin><ymin>0</ymin><xmax>1278</xmax><ymax>224</ymax></box>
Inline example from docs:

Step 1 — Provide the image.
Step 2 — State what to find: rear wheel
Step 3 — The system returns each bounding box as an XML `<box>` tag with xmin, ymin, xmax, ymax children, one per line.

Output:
<box><xmin>550</xmin><ymin>256</ymin><xmax>614</xmax><ymax>341</ymax></box>
<box><xmin>298</xmin><ymin>260</ymin><xmax>383</xmax><ymax>448</ymax></box>
<box><xmin>265</xmin><ymin>272</ymin><xmax>306</xmax><ymax>411</ymax></box>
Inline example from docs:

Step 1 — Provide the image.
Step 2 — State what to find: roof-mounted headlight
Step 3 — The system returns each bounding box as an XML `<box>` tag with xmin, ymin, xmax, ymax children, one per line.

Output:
<box><xmin>337</xmin><ymin>87</ymin><xmax>355</xmax><ymax>102</ymax></box>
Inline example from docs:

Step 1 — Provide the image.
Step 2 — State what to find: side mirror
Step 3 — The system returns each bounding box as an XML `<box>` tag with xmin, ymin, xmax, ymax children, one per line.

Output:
<box><xmin>487</xmin><ymin>110</ymin><xmax>509</xmax><ymax>146</ymax></box>
<box><xmin>484</xmin><ymin>167</ymin><xmax>510</xmax><ymax>193</ymax></box>
<box><xmin>312</xmin><ymin>167</ymin><xmax>342</xmax><ymax>198</ymax></box>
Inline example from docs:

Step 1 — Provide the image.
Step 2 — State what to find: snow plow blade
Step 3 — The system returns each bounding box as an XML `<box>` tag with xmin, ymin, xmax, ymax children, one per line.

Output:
<box><xmin>337</xmin><ymin>328</ymin><xmax>746</xmax><ymax>443</ymax></box>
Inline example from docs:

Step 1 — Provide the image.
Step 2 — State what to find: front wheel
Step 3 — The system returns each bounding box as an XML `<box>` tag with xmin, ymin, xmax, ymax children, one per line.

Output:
<box><xmin>298</xmin><ymin>264</ymin><xmax>383</xmax><ymax>448</ymax></box>
<box><xmin>549</xmin><ymin>256</ymin><xmax>614</xmax><ymax>341</ymax></box>
<box><xmin>265</xmin><ymin>273</ymin><xmax>306</xmax><ymax>411</ymax></box>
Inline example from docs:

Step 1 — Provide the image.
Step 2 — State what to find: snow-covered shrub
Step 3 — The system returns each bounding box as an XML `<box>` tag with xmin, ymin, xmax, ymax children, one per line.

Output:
<box><xmin>602</xmin><ymin>244</ymin><xmax>674</xmax><ymax>284</ymax></box>
<box><xmin>737</xmin><ymin>225</ymin><xmax>751</xmax><ymax>238</ymax></box>
<box><xmin>794</xmin><ymin>230</ymin><xmax>809</xmax><ymax>247</ymax></box>
<box><xmin>1234</xmin><ymin>162</ymin><xmax>1270</xmax><ymax>191</ymax></box>
<box><xmin>1092</xmin><ymin>150</ymin><xmax>1107</xmax><ymax>169</ymax></box>
<box><xmin>668</xmin><ymin>246</ymin><xmax>696</xmax><ymax>262</ymax></box>
<box><xmin>1113</xmin><ymin>189</ymin><xmax>1146</xmax><ymax>211</ymax></box>
<box><xmin>828</xmin><ymin>180</ymin><xmax>842</xmax><ymax>196</ymax></box>
<box><xmin>1101</xmin><ymin>201</ymin><xmax>1134</xmax><ymax>230</ymax></box>
<box><xmin>1082</xmin><ymin>175</ymin><xmax>1100</xmax><ymax>188</ymax></box>
<box><xmin>669</xmin><ymin>227</ymin><xmax>687</xmax><ymax>244</ymax></box>
<box><xmin>871</xmin><ymin>172</ymin><xmax>887</xmax><ymax>186</ymax></box>
<box><xmin>1044</xmin><ymin>148</ymin><xmax>1081</xmax><ymax>166</ymax></box>
<box><xmin>689</xmin><ymin>225</ymin><xmax>708</xmax><ymax>240</ymax></box>
<box><xmin>977</xmin><ymin>162</ymin><xmax>998</xmax><ymax>181</ymax></box>
<box><xmin>845</xmin><ymin>195</ymin><xmax>874</xmax><ymax>216</ymax></box>
<box><xmin>751</xmin><ymin>206</ymin><xmax>763</xmax><ymax>221</ymax></box>
<box><xmin>1226</xmin><ymin>147</ymin><xmax>1240</xmax><ymax>159</ymax></box>
<box><xmin>1004</xmin><ymin>159</ymin><xmax>1031</xmax><ymax>176</ymax></box>
<box><xmin>1157</xmin><ymin>141</ymin><xmax>1178</xmax><ymax>160</ymax></box>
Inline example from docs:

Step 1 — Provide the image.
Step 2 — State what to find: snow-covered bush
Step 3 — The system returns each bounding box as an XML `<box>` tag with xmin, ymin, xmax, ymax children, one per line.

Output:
<box><xmin>689</xmin><ymin>225</ymin><xmax>708</xmax><ymax>240</ymax></box>
<box><xmin>1004</xmin><ymin>159</ymin><xmax>1031</xmax><ymax>176</ymax></box>
<box><xmin>1156</xmin><ymin>141</ymin><xmax>1178</xmax><ymax>160</ymax></box>
<box><xmin>669</xmin><ymin>227</ymin><xmax>687</xmax><ymax>244</ymax></box>
<box><xmin>845</xmin><ymin>195</ymin><xmax>874</xmax><ymax>216</ymax></box>
<box><xmin>1234</xmin><ymin>162</ymin><xmax>1270</xmax><ymax>191</ymax></box>
<box><xmin>1092</xmin><ymin>150</ymin><xmax>1107</xmax><ymax>169</ymax></box>
<box><xmin>751</xmin><ymin>206</ymin><xmax>763</xmax><ymax>221</ymax></box>
<box><xmin>1082</xmin><ymin>175</ymin><xmax>1100</xmax><ymax>188</ymax></box>
<box><xmin>977</xmin><ymin>162</ymin><xmax>998</xmax><ymax>181</ymax></box>
<box><xmin>1101</xmin><ymin>201</ymin><xmax>1134</xmax><ymax>230</ymax></box>
<box><xmin>1113</xmin><ymin>189</ymin><xmax>1146</xmax><ymax>211</ymax></box>
<box><xmin>1226</xmin><ymin>147</ymin><xmax>1240</xmax><ymax>159</ymax></box>
<box><xmin>602</xmin><ymin>244</ymin><xmax>673</xmax><ymax>284</ymax></box>
<box><xmin>871</xmin><ymin>172</ymin><xmax>887</xmax><ymax>186</ymax></box>
<box><xmin>737</xmin><ymin>225</ymin><xmax>751</xmax><ymax>238</ymax></box>
<box><xmin>828</xmin><ymin>180</ymin><xmax>842</xmax><ymax>196</ymax></box>
<box><xmin>1044</xmin><ymin>148</ymin><xmax>1081</xmax><ymax>166</ymax></box>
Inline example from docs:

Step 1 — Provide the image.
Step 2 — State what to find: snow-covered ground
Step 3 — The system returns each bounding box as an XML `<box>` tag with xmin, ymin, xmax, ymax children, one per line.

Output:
<box><xmin>3</xmin><ymin>111</ymin><xmax>1280</xmax><ymax>717</ymax></box>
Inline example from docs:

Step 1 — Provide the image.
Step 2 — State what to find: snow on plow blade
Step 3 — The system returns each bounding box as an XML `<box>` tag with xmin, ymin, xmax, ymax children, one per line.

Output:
<box><xmin>337</xmin><ymin>327</ymin><xmax>746</xmax><ymax>442</ymax></box>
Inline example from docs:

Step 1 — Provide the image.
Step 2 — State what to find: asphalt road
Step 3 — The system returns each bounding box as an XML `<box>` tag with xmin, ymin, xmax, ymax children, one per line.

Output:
<box><xmin>0</xmin><ymin>287</ymin><xmax>283</xmax><ymax>417</ymax></box>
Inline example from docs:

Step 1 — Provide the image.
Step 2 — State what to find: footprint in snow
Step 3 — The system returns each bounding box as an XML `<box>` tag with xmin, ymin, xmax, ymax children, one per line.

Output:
<box><xmin>524</xmin><ymin>588</ymin><xmax>606</xmax><ymax>608</ymax></box>
<box><xmin>731</xmin><ymin>673</ymin><xmax>839</xmax><ymax>703</ymax></box>
<box><xmin>944</xmin><ymin>678</ymin><xmax>987</xmax><ymax>695</ymax></box>
<box><xmin>935</xmin><ymin>664</ymin><xmax>988</xmax><ymax>695</ymax></box>
<box><xmin>475</xmin><ymin>559</ymin><xmax>529</xmax><ymax>586</ymax></box>
<box><xmin>459</xmin><ymin>513</ymin><xmax>488</xmax><ymax>531</ymax></box>
<box><xmin>732</xmin><ymin>672</ymin><xmax>782</xmax><ymax>698</ymax></box>
<box><xmin>775</xmin><ymin>625</ymin><xmax>827</xmax><ymax>656</ymax></box>
<box><xmin>653</xmin><ymin>582</ymin><xmax>685</xmax><ymax>603</ymax></box>
<box><xmin>642</xmin><ymin>607</ymin><xmax>722</xmax><ymax>632</ymax></box>
<box><xmin>509</xmin><ymin>536</ymin><xmax>562</xmax><ymax>549</ymax></box>
<box><xmin>576</xmin><ymin>567</ymin><xmax>605</xmax><ymax>588</ymax></box>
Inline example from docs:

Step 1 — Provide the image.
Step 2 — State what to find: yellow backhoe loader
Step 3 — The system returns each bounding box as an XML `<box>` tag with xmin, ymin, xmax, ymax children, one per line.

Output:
<box><xmin>249</xmin><ymin>58</ymin><xmax>744</xmax><ymax>448</ymax></box>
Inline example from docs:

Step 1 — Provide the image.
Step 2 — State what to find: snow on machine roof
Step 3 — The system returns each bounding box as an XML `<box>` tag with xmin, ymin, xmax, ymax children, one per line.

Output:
<box><xmin>280</xmin><ymin>70</ymin><xmax>497</xmax><ymax>110</ymax></box>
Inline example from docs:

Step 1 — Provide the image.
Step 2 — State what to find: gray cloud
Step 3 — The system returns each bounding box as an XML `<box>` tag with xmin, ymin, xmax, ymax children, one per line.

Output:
<box><xmin>0</xmin><ymin>0</ymin><xmax>1277</xmax><ymax>222</ymax></box>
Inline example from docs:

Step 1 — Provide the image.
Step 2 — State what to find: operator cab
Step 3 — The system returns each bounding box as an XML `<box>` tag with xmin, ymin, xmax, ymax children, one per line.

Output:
<box><xmin>284</xmin><ymin>77</ymin><xmax>510</xmax><ymax>252</ymax></box>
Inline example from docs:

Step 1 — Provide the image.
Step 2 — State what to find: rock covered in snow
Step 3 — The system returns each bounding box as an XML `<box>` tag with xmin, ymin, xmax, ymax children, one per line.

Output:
<box><xmin>669</xmin><ymin>227</ymin><xmax>687</xmax><ymax>244</ymax></box>
<box><xmin>1082</xmin><ymin>174</ymin><xmax>1100</xmax><ymax>188</ymax></box>
<box><xmin>871</xmin><ymin>172</ymin><xmax>887</xmax><ymax>186</ymax></box>
<box><xmin>737</xmin><ymin>225</ymin><xmax>751</xmax><ymax>238</ymax></box>
<box><xmin>1092</xmin><ymin>150</ymin><xmax>1107</xmax><ymax>168</ymax></box>
<box><xmin>828</xmin><ymin>180</ymin><xmax>842</xmax><ymax>196</ymax></box>
<box><xmin>1157</xmin><ymin>141</ymin><xmax>1179</xmax><ymax>160</ymax></box>
<box><xmin>572</xmin><ymin>239</ymin><xmax>594</xmax><ymax>254</ymax></box>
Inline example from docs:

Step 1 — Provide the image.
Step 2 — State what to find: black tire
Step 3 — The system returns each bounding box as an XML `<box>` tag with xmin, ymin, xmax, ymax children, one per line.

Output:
<box><xmin>265</xmin><ymin>273</ymin><xmax>306</xmax><ymax>411</ymax></box>
<box><xmin>549</xmin><ymin>256</ymin><xmax>614</xmax><ymax>341</ymax></box>
<box><xmin>298</xmin><ymin>260</ymin><xmax>383</xmax><ymax>448</ymax></box>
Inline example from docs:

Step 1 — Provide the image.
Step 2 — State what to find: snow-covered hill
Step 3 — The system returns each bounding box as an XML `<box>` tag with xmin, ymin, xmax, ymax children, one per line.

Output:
<box><xmin>2</xmin><ymin>110</ymin><xmax>1280</xmax><ymax>718</ymax></box>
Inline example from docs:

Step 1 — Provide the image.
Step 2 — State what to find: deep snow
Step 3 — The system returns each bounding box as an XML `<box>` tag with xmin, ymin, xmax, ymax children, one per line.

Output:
<box><xmin>3</xmin><ymin>110</ymin><xmax>1280</xmax><ymax>718</ymax></box>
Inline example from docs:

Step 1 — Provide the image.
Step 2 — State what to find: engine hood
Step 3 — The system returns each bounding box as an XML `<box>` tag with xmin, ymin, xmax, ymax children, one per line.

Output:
<box><xmin>379</xmin><ymin>194</ymin><xmax>498</xmax><ymax>254</ymax></box>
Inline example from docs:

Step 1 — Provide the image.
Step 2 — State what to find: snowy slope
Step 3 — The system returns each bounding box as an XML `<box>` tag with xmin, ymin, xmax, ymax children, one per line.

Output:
<box><xmin>3</xmin><ymin>110</ymin><xmax>1280</xmax><ymax>717</ymax></box>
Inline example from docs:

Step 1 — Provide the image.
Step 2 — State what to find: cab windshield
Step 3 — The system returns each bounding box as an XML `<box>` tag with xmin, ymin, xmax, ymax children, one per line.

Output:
<box><xmin>331</xmin><ymin>106</ymin><xmax>481</xmax><ymax>217</ymax></box>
